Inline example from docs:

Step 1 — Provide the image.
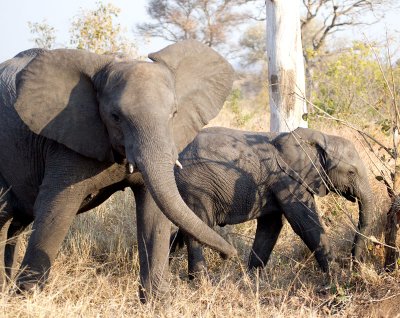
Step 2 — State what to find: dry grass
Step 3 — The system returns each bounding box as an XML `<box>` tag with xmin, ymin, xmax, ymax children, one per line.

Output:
<box><xmin>0</xmin><ymin>99</ymin><xmax>399</xmax><ymax>317</ymax></box>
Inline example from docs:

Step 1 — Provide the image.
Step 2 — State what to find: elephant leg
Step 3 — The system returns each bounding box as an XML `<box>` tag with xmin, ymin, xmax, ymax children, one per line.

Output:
<box><xmin>4</xmin><ymin>218</ymin><xmax>31</xmax><ymax>281</ymax></box>
<box><xmin>185</xmin><ymin>234</ymin><xmax>207</xmax><ymax>280</ymax></box>
<box><xmin>168</xmin><ymin>229</ymin><xmax>207</xmax><ymax>277</ymax></box>
<box><xmin>16</xmin><ymin>173</ymin><xmax>87</xmax><ymax>291</ymax></box>
<box><xmin>134</xmin><ymin>185</ymin><xmax>171</xmax><ymax>302</ymax></box>
<box><xmin>0</xmin><ymin>176</ymin><xmax>15</xmax><ymax>284</ymax></box>
<box><xmin>17</xmin><ymin>188</ymin><xmax>85</xmax><ymax>291</ymax></box>
<box><xmin>248</xmin><ymin>213</ymin><xmax>284</xmax><ymax>270</ymax></box>
<box><xmin>181</xmin><ymin>197</ymin><xmax>214</xmax><ymax>279</ymax></box>
<box><xmin>280</xmin><ymin>197</ymin><xmax>332</xmax><ymax>272</ymax></box>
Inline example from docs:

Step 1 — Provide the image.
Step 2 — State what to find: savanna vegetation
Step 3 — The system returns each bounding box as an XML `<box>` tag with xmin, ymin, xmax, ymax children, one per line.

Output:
<box><xmin>1</xmin><ymin>0</ymin><xmax>399</xmax><ymax>317</ymax></box>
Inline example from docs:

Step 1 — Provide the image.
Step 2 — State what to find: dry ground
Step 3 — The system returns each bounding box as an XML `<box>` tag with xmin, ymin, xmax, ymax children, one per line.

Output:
<box><xmin>0</xmin><ymin>101</ymin><xmax>399</xmax><ymax>317</ymax></box>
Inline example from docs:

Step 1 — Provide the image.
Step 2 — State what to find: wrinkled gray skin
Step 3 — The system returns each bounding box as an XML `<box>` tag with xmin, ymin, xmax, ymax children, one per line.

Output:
<box><xmin>170</xmin><ymin>127</ymin><xmax>374</xmax><ymax>277</ymax></box>
<box><xmin>0</xmin><ymin>40</ymin><xmax>237</xmax><ymax>298</ymax></box>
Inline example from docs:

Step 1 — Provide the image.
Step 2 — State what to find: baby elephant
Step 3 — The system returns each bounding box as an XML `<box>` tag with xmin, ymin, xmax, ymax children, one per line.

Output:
<box><xmin>171</xmin><ymin>127</ymin><xmax>373</xmax><ymax>277</ymax></box>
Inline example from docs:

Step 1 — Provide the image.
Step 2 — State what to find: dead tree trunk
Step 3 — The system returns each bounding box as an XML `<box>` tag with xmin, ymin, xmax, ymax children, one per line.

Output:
<box><xmin>266</xmin><ymin>0</ymin><xmax>308</xmax><ymax>132</ymax></box>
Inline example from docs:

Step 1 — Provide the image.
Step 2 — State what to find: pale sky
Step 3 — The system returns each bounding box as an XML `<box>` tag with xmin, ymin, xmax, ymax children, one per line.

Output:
<box><xmin>0</xmin><ymin>0</ymin><xmax>399</xmax><ymax>62</ymax></box>
<box><xmin>0</xmin><ymin>0</ymin><xmax>168</xmax><ymax>61</ymax></box>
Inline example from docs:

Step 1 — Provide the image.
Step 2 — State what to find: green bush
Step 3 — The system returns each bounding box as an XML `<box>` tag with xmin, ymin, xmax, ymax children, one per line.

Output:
<box><xmin>310</xmin><ymin>42</ymin><xmax>398</xmax><ymax>131</ymax></box>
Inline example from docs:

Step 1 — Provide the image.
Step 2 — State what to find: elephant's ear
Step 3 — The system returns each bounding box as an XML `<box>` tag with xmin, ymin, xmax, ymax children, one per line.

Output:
<box><xmin>14</xmin><ymin>49</ymin><xmax>114</xmax><ymax>162</ymax></box>
<box><xmin>148</xmin><ymin>40</ymin><xmax>234</xmax><ymax>151</ymax></box>
<box><xmin>275</xmin><ymin>128</ymin><xmax>329</xmax><ymax>196</ymax></box>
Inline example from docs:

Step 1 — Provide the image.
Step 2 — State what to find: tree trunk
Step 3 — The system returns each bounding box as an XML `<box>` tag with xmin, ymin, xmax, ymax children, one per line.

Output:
<box><xmin>266</xmin><ymin>0</ymin><xmax>308</xmax><ymax>132</ymax></box>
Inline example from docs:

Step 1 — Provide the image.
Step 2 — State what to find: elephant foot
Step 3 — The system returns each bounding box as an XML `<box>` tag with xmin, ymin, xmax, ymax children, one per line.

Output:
<box><xmin>188</xmin><ymin>261</ymin><xmax>208</xmax><ymax>280</ymax></box>
<box><xmin>12</xmin><ymin>280</ymin><xmax>43</xmax><ymax>296</ymax></box>
<box><xmin>316</xmin><ymin>260</ymin><xmax>344</xmax><ymax>296</ymax></box>
<box><xmin>188</xmin><ymin>270</ymin><xmax>206</xmax><ymax>281</ymax></box>
<box><xmin>138</xmin><ymin>285</ymin><xmax>170</xmax><ymax>304</ymax></box>
<box><xmin>315</xmin><ymin>281</ymin><xmax>331</xmax><ymax>296</ymax></box>
<box><xmin>315</xmin><ymin>243</ymin><xmax>334</xmax><ymax>273</ymax></box>
<box><xmin>315</xmin><ymin>270</ymin><xmax>338</xmax><ymax>296</ymax></box>
<box><xmin>139</xmin><ymin>274</ymin><xmax>171</xmax><ymax>304</ymax></box>
<box><xmin>15</xmin><ymin>269</ymin><xmax>47</xmax><ymax>295</ymax></box>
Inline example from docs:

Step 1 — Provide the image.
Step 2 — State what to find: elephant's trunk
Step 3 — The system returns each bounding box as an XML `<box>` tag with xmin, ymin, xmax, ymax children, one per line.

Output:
<box><xmin>127</xmin><ymin>140</ymin><xmax>237</xmax><ymax>258</ymax></box>
<box><xmin>352</xmin><ymin>182</ymin><xmax>374</xmax><ymax>261</ymax></box>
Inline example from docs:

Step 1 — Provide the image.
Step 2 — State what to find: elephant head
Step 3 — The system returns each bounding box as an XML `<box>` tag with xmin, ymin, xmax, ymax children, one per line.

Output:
<box><xmin>13</xmin><ymin>40</ymin><xmax>236</xmax><ymax>257</ymax></box>
<box><xmin>274</xmin><ymin>127</ymin><xmax>374</xmax><ymax>261</ymax></box>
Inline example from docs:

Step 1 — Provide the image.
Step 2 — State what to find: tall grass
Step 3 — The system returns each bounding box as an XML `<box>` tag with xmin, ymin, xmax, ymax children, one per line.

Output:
<box><xmin>1</xmin><ymin>181</ymin><xmax>398</xmax><ymax>317</ymax></box>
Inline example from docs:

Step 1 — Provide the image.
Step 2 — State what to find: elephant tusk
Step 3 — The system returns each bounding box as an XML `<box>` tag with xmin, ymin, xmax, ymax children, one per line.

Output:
<box><xmin>175</xmin><ymin>160</ymin><xmax>183</xmax><ymax>170</ymax></box>
<box><xmin>128</xmin><ymin>163</ymin><xmax>135</xmax><ymax>174</ymax></box>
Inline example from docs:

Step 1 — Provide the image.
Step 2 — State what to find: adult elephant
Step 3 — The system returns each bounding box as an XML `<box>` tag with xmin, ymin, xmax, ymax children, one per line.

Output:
<box><xmin>170</xmin><ymin>127</ymin><xmax>374</xmax><ymax>277</ymax></box>
<box><xmin>0</xmin><ymin>40</ymin><xmax>236</xmax><ymax>296</ymax></box>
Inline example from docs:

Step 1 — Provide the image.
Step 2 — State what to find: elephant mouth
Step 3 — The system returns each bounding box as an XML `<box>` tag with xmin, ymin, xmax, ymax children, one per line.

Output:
<box><xmin>328</xmin><ymin>184</ymin><xmax>357</xmax><ymax>202</ymax></box>
<box><xmin>341</xmin><ymin>190</ymin><xmax>357</xmax><ymax>202</ymax></box>
<box><xmin>111</xmin><ymin>147</ymin><xmax>126</xmax><ymax>164</ymax></box>
<box><xmin>110</xmin><ymin>147</ymin><xmax>138</xmax><ymax>174</ymax></box>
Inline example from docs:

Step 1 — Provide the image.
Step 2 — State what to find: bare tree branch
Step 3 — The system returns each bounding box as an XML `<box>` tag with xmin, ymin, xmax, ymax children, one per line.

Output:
<box><xmin>136</xmin><ymin>0</ymin><xmax>251</xmax><ymax>51</ymax></box>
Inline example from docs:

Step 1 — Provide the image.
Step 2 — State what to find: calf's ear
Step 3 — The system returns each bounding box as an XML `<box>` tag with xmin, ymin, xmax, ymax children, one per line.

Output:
<box><xmin>274</xmin><ymin>128</ymin><xmax>330</xmax><ymax>196</ymax></box>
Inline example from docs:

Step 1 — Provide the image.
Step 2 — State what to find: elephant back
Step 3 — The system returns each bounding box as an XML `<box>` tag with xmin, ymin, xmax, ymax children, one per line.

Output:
<box><xmin>0</xmin><ymin>49</ymin><xmax>46</xmax><ymax>107</ymax></box>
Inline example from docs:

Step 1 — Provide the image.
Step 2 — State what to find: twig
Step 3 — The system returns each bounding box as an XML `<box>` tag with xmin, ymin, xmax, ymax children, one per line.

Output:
<box><xmin>369</xmin><ymin>292</ymin><xmax>400</xmax><ymax>303</ymax></box>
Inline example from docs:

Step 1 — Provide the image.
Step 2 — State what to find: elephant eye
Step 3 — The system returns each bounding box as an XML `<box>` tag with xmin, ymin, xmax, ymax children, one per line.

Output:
<box><xmin>111</xmin><ymin>113</ymin><xmax>120</xmax><ymax>123</ymax></box>
<box><xmin>348</xmin><ymin>170</ymin><xmax>356</xmax><ymax>176</ymax></box>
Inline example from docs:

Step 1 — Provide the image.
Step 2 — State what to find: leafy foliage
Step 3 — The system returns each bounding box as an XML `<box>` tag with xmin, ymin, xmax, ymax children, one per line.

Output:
<box><xmin>310</xmin><ymin>42</ymin><xmax>398</xmax><ymax>127</ymax></box>
<box><xmin>228</xmin><ymin>88</ymin><xmax>252</xmax><ymax>127</ymax></box>
<box><xmin>239</xmin><ymin>22</ymin><xmax>266</xmax><ymax>67</ymax></box>
<box><xmin>69</xmin><ymin>2</ymin><xmax>137</xmax><ymax>56</ymax></box>
<box><xmin>28</xmin><ymin>2</ymin><xmax>138</xmax><ymax>57</ymax></box>
<box><xmin>28</xmin><ymin>20</ymin><xmax>56</xmax><ymax>49</ymax></box>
